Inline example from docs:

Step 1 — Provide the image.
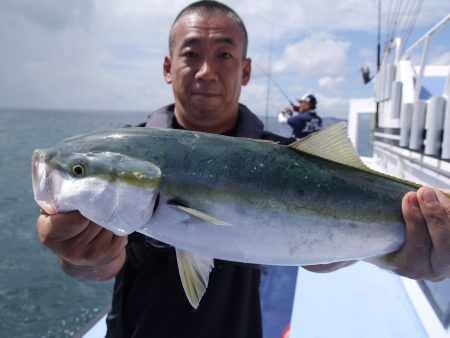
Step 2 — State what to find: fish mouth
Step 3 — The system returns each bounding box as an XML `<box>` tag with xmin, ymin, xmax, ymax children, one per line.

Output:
<box><xmin>32</xmin><ymin>149</ymin><xmax>64</xmax><ymax>214</ymax></box>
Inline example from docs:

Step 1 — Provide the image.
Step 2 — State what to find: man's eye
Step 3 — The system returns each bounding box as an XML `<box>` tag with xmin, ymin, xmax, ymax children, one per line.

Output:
<box><xmin>183</xmin><ymin>51</ymin><xmax>198</xmax><ymax>58</ymax></box>
<box><xmin>219</xmin><ymin>52</ymin><xmax>232</xmax><ymax>59</ymax></box>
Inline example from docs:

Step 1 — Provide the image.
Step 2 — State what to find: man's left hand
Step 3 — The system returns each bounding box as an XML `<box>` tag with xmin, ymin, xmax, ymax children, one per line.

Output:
<box><xmin>391</xmin><ymin>187</ymin><xmax>450</xmax><ymax>281</ymax></box>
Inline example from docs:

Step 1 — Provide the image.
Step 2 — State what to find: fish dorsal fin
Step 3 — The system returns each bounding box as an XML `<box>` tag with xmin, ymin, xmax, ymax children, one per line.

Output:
<box><xmin>175</xmin><ymin>249</ymin><xmax>214</xmax><ymax>309</ymax></box>
<box><xmin>289</xmin><ymin>122</ymin><xmax>422</xmax><ymax>188</ymax></box>
<box><xmin>289</xmin><ymin>122</ymin><xmax>369</xmax><ymax>171</ymax></box>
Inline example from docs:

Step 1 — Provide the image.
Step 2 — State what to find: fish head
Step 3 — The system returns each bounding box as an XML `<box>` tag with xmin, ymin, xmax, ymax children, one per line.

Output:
<box><xmin>32</xmin><ymin>149</ymin><xmax>162</xmax><ymax>235</ymax></box>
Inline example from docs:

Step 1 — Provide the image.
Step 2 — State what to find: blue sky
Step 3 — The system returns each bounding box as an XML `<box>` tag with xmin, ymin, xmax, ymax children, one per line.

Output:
<box><xmin>0</xmin><ymin>0</ymin><xmax>449</xmax><ymax>119</ymax></box>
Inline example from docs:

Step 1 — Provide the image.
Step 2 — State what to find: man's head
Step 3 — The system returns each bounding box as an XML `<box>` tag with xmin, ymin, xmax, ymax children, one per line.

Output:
<box><xmin>163</xmin><ymin>1</ymin><xmax>252</xmax><ymax>133</ymax></box>
<box><xmin>169</xmin><ymin>1</ymin><xmax>248</xmax><ymax>59</ymax></box>
<box><xmin>298</xmin><ymin>93</ymin><xmax>317</xmax><ymax>112</ymax></box>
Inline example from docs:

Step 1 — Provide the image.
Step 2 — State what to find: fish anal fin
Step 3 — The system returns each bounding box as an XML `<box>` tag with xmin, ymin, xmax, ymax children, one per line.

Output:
<box><xmin>175</xmin><ymin>249</ymin><xmax>214</xmax><ymax>309</ymax></box>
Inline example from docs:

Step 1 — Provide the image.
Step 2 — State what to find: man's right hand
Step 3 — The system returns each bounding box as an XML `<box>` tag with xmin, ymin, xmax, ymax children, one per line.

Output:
<box><xmin>36</xmin><ymin>210</ymin><xmax>127</xmax><ymax>280</ymax></box>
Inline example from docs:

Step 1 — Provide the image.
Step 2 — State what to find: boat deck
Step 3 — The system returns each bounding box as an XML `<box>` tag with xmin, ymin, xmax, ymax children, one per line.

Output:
<box><xmin>290</xmin><ymin>262</ymin><xmax>428</xmax><ymax>338</ymax></box>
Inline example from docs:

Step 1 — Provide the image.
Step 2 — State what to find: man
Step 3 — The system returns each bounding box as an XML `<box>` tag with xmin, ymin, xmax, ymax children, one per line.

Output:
<box><xmin>36</xmin><ymin>1</ymin><xmax>450</xmax><ymax>338</ymax></box>
<box><xmin>278</xmin><ymin>93</ymin><xmax>322</xmax><ymax>138</ymax></box>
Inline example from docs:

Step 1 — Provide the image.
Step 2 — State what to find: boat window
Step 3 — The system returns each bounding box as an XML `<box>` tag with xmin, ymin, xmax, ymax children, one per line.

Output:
<box><xmin>356</xmin><ymin>112</ymin><xmax>374</xmax><ymax>157</ymax></box>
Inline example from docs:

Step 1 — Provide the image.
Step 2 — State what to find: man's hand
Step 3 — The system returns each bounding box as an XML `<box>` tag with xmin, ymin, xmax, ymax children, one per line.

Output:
<box><xmin>304</xmin><ymin>187</ymin><xmax>450</xmax><ymax>279</ymax></box>
<box><xmin>36</xmin><ymin>210</ymin><xmax>127</xmax><ymax>280</ymax></box>
<box><xmin>391</xmin><ymin>187</ymin><xmax>450</xmax><ymax>281</ymax></box>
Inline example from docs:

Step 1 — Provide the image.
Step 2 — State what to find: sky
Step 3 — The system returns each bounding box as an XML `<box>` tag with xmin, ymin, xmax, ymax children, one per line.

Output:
<box><xmin>0</xmin><ymin>0</ymin><xmax>449</xmax><ymax>119</ymax></box>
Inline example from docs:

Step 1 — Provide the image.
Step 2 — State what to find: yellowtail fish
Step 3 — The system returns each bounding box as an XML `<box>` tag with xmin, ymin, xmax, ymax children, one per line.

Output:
<box><xmin>32</xmin><ymin>123</ymin><xmax>422</xmax><ymax>308</ymax></box>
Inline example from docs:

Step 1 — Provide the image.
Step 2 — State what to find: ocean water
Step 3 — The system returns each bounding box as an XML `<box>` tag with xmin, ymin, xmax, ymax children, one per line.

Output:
<box><xmin>0</xmin><ymin>108</ymin><xmax>304</xmax><ymax>338</ymax></box>
<box><xmin>0</xmin><ymin>109</ymin><xmax>151</xmax><ymax>338</ymax></box>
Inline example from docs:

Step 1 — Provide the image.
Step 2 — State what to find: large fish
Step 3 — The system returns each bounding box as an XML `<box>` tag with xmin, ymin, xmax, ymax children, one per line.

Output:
<box><xmin>32</xmin><ymin>123</ymin><xmax>422</xmax><ymax>308</ymax></box>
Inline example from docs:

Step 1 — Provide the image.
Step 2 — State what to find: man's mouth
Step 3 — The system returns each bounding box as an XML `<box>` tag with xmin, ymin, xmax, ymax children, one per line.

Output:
<box><xmin>191</xmin><ymin>92</ymin><xmax>221</xmax><ymax>97</ymax></box>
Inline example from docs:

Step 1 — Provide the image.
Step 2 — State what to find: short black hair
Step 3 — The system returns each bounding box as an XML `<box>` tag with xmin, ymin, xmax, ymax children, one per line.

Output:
<box><xmin>168</xmin><ymin>0</ymin><xmax>248</xmax><ymax>59</ymax></box>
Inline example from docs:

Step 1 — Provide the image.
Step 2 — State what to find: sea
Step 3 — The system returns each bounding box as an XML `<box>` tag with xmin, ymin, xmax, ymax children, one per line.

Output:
<box><xmin>0</xmin><ymin>108</ymin><xmax>342</xmax><ymax>338</ymax></box>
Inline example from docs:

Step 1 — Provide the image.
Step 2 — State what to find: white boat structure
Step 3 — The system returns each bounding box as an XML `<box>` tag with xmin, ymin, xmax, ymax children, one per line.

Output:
<box><xmin>290</xmin><ymin>13</ymin><xmax>450</xmax><ymax>338</ymax></box>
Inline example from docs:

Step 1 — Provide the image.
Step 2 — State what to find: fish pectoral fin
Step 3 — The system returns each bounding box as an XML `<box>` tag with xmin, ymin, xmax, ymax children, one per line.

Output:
<box><xmin>174</xmin><ymin>205</ymin><xmax>231</xmax><ymax>226</ymax></box>
<box><xmin>175</xmin><ymin>248</ymin><xmax>214</xmax><ymax>309</ymax></box>
<box><xmin>242</xmin><ymin>138</ymin><xmax>279</xmax><ymax>144</ymax></box>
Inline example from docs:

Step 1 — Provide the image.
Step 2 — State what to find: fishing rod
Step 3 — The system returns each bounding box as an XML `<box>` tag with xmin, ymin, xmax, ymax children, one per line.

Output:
<box><xmin>254</xmin><ymin>63</ymin><xmax>296</xmax><ymax>107</ymax></box>
<box><xmin>264</xmin><ymin>27</ymin><xmax>274</xmax><ymax>127</ymax></box>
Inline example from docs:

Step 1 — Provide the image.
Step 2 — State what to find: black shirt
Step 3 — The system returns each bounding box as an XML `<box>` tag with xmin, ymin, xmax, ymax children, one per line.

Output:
<box><xmin>106</xmin><ymin>104</ymin><xmax>293</xmax><ymax>338</ymax></box>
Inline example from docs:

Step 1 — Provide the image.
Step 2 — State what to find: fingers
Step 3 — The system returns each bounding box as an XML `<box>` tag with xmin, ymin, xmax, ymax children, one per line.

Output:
<box><xmin>69</xmin><ymin>228</ymin><xmax>128</xmax><ymax>266</ymax></box>
<box><xmin>418</xmin><ymin>188</ymin><xmax>450</xmax><ymax>279</ymax></box>
<box><xmin>36</xmin><ymin>210</ymin><xmax>128</xmax><ymax>268</ymax></box>
<box><xmin>59</xmin><ymin>247</ymin><xmax>127</xmax><ymax>281</ymax></box>
<box><xmin>418</xmin><ymin>189</ymin><xmax>450</xmax><ymax>246</ymax></box>
<box><xmin>36</xmin><ymin>210</ymin><xmax>91</xmax><ymax>246</ymax></box>
<box><xmin>392</xmin><ymin>187</ymin><xmax>450</xmax><ymax>281</ymax></box>
<box><xmin>393</xmin><ymin>191</ymin><xmax>431</xmax><ymax>279</ymax></box>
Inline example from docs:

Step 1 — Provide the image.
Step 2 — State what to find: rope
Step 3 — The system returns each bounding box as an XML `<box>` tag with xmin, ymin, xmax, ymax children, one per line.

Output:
<box><xmin>400</xmin><ymin>0</ymin><xmax>423</xmax><ymax>54</ymax></box>
<box><xmin>382</xmin><ymin>0</ymin><xmax>423</xmax><ymax>56</ymax></box>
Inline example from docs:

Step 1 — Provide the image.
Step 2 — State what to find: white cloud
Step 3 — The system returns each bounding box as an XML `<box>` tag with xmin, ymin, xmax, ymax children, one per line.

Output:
<box><xmin>236</xmin><ymin>0</ymin><xmax>378</xmax><ymax>41</ymax></box>
<box><xmin>272</xmin><ymin>32</ymin><xmax>351</xmax><ymax>79</ymax></box>
<box><xmin>359</xmin><ymin>48</ymin><xmax>376</xmax><ymax>68</ymax></box>
<box><xmin>235</xmin><ymin>0</ymin><xmax>450</xmax><ymax>43</ymax></box>
<box><xmin>430</xmin><ymin>51</ymin><xmax>450</xmax><ymax>65</ymax></box>
<box><xmin>0</xmin><ymin>0</ymin><xmax>182</xmax><ymax>110</ymax></box>
<box><xmin>240</xmin><ymin>83</ymin><xmax>268</xmax><ymax>106</ymax></box>
<box><xmin>0</xmin><ymin>0</ymin><xmax>448</xmax><ymax>116</ymax></box>
<box><xmin>241</xmin><ymin>82</ymin><xmax>289</xmax><ymax>116</ymax></box>
<box><xmin>3</xmin><ymin>0</ymin><xmax>92</xmax><ymax>32</ymax></box>
<box><xmin>316</xmin><ymin>95</ymin><xmax>350</xmax><ymax>119</ymax></box>
<box><xmin>318</xmin><ymin>76</ymin><xmax>346</xmax><ymax>90</ymax></box>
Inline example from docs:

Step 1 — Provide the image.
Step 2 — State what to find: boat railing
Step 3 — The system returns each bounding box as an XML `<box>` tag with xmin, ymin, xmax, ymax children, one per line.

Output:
<box><xmin>374</xmin><ymin>13</ymin><xmax>450</xmax><ymax>161</ymax></box>
<box><xmin>402</xmin><ymin>13</ymin><xmax>450</xmax><ymax>101</ymax></box>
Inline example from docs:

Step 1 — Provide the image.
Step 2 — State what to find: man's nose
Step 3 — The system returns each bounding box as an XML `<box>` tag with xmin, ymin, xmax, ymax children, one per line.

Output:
<box><xmin>195</xmin><ymin>59</ymin><xmax>218</xmax><ymax>81</ymax></box>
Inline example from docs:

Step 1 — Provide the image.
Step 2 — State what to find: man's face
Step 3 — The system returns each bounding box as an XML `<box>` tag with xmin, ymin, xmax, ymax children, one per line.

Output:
<box><xmin>164</xmin><ymin>13</ymin><xmax>251</xmax><ymax>132</ymax></box>
<box><xmin>299</xmin><ymin>101</ymin><xmax>310</xmax><ymax>112</ymax></box>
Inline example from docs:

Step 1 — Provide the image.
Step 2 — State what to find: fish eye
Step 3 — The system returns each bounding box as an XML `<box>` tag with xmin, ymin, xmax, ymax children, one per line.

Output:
<box><xmin>72</xmin><ymin>164</ymin><xmax>84</xmax><ymax>176</ymax></box>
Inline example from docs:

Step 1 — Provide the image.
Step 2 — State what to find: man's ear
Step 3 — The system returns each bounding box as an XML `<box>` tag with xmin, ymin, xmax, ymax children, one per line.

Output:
<box><xmin>163</xmin><ymin>56</ymin><xmax>172</xmax><ymax>84</ymax></box>
<box><xmin>242</xmin><ymin>58</ymin><xmax>251</xmax><ymax>86</ymax></box>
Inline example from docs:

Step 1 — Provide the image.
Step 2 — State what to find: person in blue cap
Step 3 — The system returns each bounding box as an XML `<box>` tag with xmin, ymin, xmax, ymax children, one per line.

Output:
<box><xmin>278</xmin><ymin>93</ymin><xmax>322</xmax><ymax>138</ymax></box>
